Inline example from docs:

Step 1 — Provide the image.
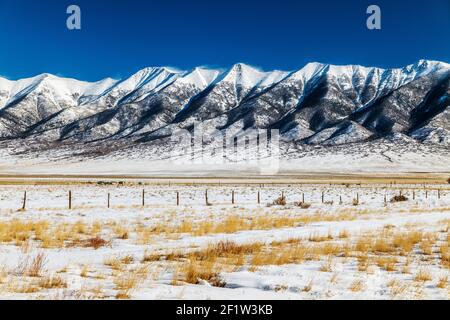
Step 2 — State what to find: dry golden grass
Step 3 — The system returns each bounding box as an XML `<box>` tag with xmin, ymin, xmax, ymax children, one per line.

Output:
<box><xmin>113</xmin><ymin>272</ymin><xmax>139</xmax><ymax>291</ymax></box>
<box><xmin>308</xmin><ymin>232</ymin><xmax>333</xmax><ymax>243</ymax></box>
<box><xmin>302</xmin><ymin>279</ymin><xmax>313</xmax><ymax>292</ymax></box>
<box><xmin>437</xmin><ymin>275</ymin><xmax>448</xmax><ymax>289</ymax></box>
<box><xmin>387</xmin><ymin>279</ymin><xmax>409</xmax><ymax>298</ymax></box>
<box><xmin>37</xmin><ymin>275</ymin><xmax>67</xmax><ymax>289</ymax></box>
<box><xmin>17</xmin><ymin>252</ymin><xmax>47</xmax><ymax>277</ymax></box>
<box><xmin>440</xmin><ymin>243</ymin><xmax>450</xmax><ymax>268</ymax></box>
<box><xmin>7</xmin><ymin>280</ymin><xmax>41</xmax><ymax>294</ymax></box>
<box><xmin>414</xmin><ymin>268</ymin><xmax>433</xmax><ymax>282</ymax></box>
<box><xmin>373</xmin><ymin>238</ymin><xmax>394</xmax><ymax>254</ymax></box>
<box><xmin>401</xmin><ymin>258</ymin><xmax>411</xmax><ymax>274</ymax></box>
<box><xmin>135</xmin><ymin>210</ymin><xmax>360</xmax><ymax>239</ymax></box>
<box><xmin>80</xmin><ymin>265</ymin><xmax>89</xmax><ymax>278</ymax></box>
<box><xmin>0</xmin><ymin>220</ymin><xmax>47</xmax><ymax>245</ymax></box>
<box><xmin>319</xmin><ymin>256</ymin><xmax>334</xmax><ymax>272</ymax></box>
<box><xmin>250</xmin><ymin>243</ymin><xmax>309</xmax><ymax>268</ymax></box>
<box><xmin>181</xmin><ymin>260</ymin><xmax>225</xmax><ymax>287</ymax></box>
<box><xmin>420</xmin><ymin>240</ymin><xmax>434</xmax><ymax>256</ymax></box>
<box><xmin>112</xmin><ymin>224</ymin><xmax>129</xmax><ymax>240</ymax></box>
<box><xmin>115</xmin><ymin>291</ymin><xmax>131</xmax><ymax>299</ymax></box>
<box><xmin>392</xmin><ymin>231</ymin><xmax>422</xmax><ymax>255</ymax></box>
<box><xmin>0</xmin><ymin>266</ymin><xmax>7</xmax><ymax>284</ymax></box>
<box><xmin>129</xmin><ymin>223</ymin><xmax>447</xmax><ymax>297</ymax></box>
<box><xmin>330</xmin><ymin>273</ymin><xmax>339</xmax><ymax>285</ymax></box>
<box><xmin>0</xmin><ymin>219</ymin><xmax>113</xmax><ymax>249</ymax></box>
<box><xmin>338</xmin><ymin>229</ymin><xmax>349</xmax><ymax>239</ymax></box>
<box><xmin>112</xmin><ymin>265</ymin><xmax>150</xmax><ymax>299</ymax></box>
<box><xmin>104</xmin><ymin>256</ymin><xmax>123</xmax><ymax>271</ymax></box>
<box><xmin>194</xmin><ymin>241</ymin><xmax>262</xmax><ymax>262</ymax></box>
<box><xmin>349</xmin><ymin>279</ymin><xmax>365</xmax><ymax>292</ymax></box>
<box><xmin>145</xmin><ymin>241</ymin><xmax>263</xmax><ymax>266</ymax></box>
<box><xmin>67</xmin><ymin>236</ymin><xmax>110</xmax><ymax>250</ymax></box>
<box><xmin>120</xmin><ymin>255</ymin><xmax>134</xmax><ymax>265</ymax></box>
<box><xmin>375</xmin><ymin>256</ymin><xmax>398</xmax><ymax>272</ymax></box>
<box><xmin>357</xmin><ymin>253</ymin><xmax>370</xmax><ymax>272</ymax></box>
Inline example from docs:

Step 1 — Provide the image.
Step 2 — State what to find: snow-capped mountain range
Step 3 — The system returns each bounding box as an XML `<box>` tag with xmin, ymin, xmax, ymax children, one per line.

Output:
<box><xmin>0</xmin><ymin>60</ymin><xmax>449</xmax><ymax>173</ymax></box>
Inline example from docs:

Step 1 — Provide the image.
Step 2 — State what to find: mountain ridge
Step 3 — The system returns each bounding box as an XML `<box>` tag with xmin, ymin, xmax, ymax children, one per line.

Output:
<box><xmin>0</xmin><ymin>60</ymin><xmax>448</xmax><ymax>155</ymax></box>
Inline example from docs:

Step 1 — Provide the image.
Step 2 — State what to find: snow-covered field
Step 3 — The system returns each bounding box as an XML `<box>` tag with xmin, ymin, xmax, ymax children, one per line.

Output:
<box><xmin>0</xmin><ymin>181</ymin><xmax>449</xmax><ymax>299</ymax></box>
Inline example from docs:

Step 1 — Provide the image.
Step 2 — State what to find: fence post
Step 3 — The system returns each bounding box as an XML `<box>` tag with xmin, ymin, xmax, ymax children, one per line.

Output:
<box><xmin>142</xmin><ymin>189</ymin><xmax>145</xmax><ymax>207</ymax></box>
<box><xmin>69</xmin><ymin>191</ymin><xmax>72</xmax><ymax>210</ymax></box>
<box><xmin>22</xmin><ymin>191</ymin><xmax>27</xmax><ymax>210</ymax></box>
<box><xmin>232</xmin><ymin>190</ymin><xmax>235</xmax><ymax>204</ymax></box>
<box><xmin>205</xmin><ymin>189</ymin><xmax>209</xmax><ymax>205</ymax></box>
<box><xmin>107</xmin><ymin>193</ymin><xmax>110</xmax><ymax>208</ymax></box>
<box><xmin>176</xmin><ymin>191</ymin><xmax>179</xmax><ymax>206</ymax></box>
<box><xmin>302</xmin><ymin>193</ymin><xmax>305</xmax><ymax>203</ymax></box>
<box><xmin>322</xmin><ymin>191</ymin><xmax>325</xmax><ymax>203</ymax></box>
<box><xmin>257</xmin><ymin>190</ymin><xmax>260</xmax><ymax>204</ymax></box>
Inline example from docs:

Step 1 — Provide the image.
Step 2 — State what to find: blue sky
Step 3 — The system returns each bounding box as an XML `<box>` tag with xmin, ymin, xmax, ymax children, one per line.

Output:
<box><xmin>0</xmin><ymin>0</ymin><xmax>449</xmax><ymax>81</ymax></box>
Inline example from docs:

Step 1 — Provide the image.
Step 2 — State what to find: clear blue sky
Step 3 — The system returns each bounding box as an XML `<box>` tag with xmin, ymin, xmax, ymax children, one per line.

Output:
<box><xmin>0</xmin><ymin>0</ymin><xmax>449</xmax><ymax>81</ymax></box>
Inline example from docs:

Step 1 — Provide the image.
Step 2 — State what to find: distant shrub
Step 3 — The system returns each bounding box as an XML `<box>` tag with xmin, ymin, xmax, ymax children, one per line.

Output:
<box><xmin>68</xmin><ymin>237</ymin><xmax>110</xmax><ymax>249</ymax></box>
<box><xmin>447</xmin><ymin>177</ymin><xmax>450</xmax><ymax>184</ymax></box>
<box><xmin>294</xmin><ymin>202</ymin><xmax>311</xmax><ymax>209</ymax></box>
<box><xmin>390</xmin><ymin>195</ymin><xmax>408</xmax><ymax>203</ymax></box>
<box><xmin>272</xmin><ymin>196</ymin><xmax>286</xmax><ymax>206</ymax></box>
<box><xmin>97</xmin><ymin>181</ymin><xmax>113</xmax><ymax>185</ymax></box>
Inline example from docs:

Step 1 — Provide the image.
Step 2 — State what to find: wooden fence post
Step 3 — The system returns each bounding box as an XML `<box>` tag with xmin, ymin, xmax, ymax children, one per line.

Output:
<box><xmin>205</xmin><ymin>189</ymin><xmax>209</xmax><ymax>205</ymax></box>
<box><xmin>302</xmin><ymin>193</ymin><xmax>305</xmax><ymax>203</ymax></box>
<box><xmin>176</xmin><ymin>191</ymin><xmax>179</xmax><ymax>206</ymax></box>
<box><xmin>257</xmin><ymin>190</ymin><xmax>260</xmax><ymax>204</ymax></box>
<box><xmin>232</xmin><ymin>190</ymin><xmax>235</xmax><ymax>204</ymax></box>
<box><xmin>107</xmin><ymin>193</ymin><xmax>110</xmax><ymax>208</ymax></box>
<box><xmin>22</xmin><ymin>191</ymin><xmax>27</xmax><ymax>210</ymax></box>
<box><xmin>69</xmin><ymin>191</ymin><xmax>72</xmax><ymax>210</ymax></box>
<box><xmin>142</xmin><ymin>189</ymin><xmax>145</xmax><ymax>207</ymax></box>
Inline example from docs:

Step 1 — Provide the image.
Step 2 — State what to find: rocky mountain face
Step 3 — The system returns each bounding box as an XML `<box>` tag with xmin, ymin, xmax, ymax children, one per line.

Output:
<box><xmin>0</xmin><ymin>60</ymin><xmax>449</xmax><ymax>160</ymax></box>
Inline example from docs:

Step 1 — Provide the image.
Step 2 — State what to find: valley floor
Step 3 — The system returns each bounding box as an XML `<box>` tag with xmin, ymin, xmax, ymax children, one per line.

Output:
<box><xmin>0</xmin><ymin>181</ymin><xmax>449</xmax><ymax>299</ymax></box>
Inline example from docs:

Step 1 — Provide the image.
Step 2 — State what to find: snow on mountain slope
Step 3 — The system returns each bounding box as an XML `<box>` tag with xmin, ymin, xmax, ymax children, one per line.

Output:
<box><xmin>176</xmin><ymin>67</ymin><xmax>222</xmax><ymax>89</ymax></box>
<box><xmin>0</xmin><ymin>61</ymin><xmax>448</xmax><ymax>165</ymax></box>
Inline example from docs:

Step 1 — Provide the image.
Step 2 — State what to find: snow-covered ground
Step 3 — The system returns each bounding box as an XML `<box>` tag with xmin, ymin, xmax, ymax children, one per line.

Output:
<box><xmin>0</xmin><ymin>182</ymin><xmax>449</xmax><ymax>299</ymax></box>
